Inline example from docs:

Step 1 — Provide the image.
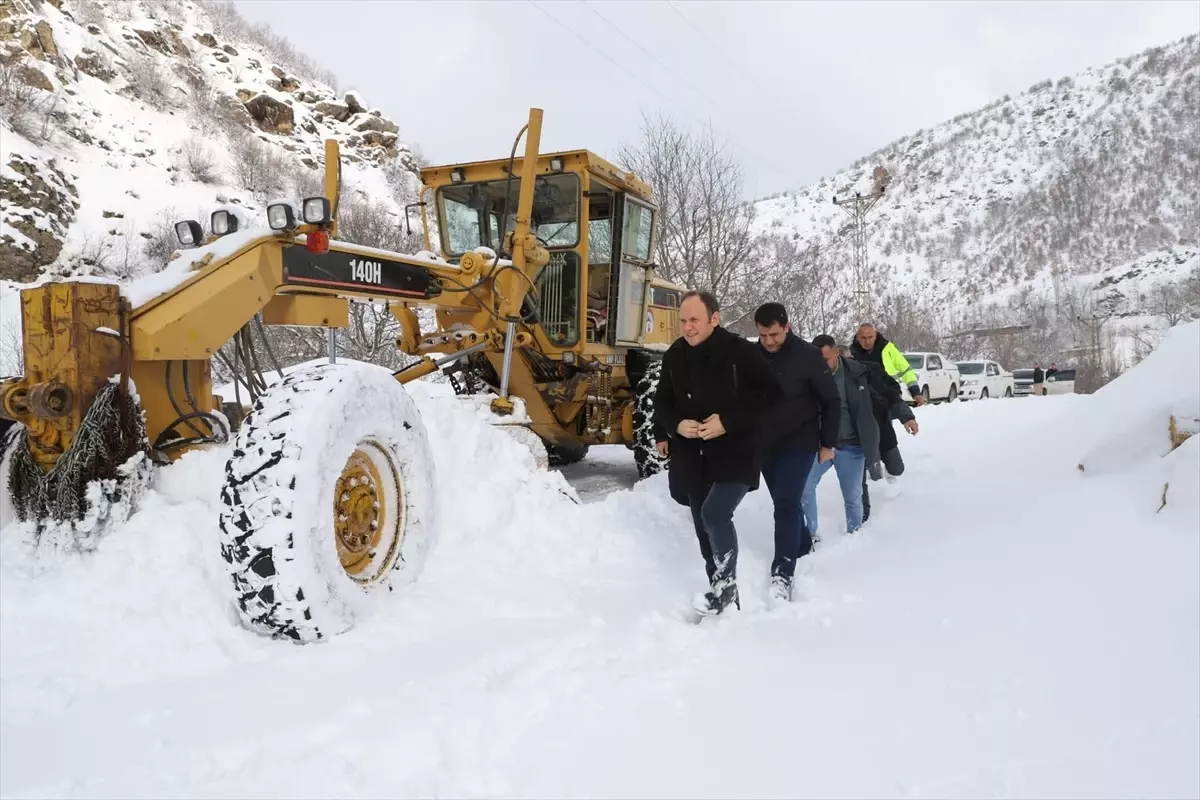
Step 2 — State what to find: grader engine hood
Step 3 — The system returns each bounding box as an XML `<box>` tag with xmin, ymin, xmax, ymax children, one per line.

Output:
<box><xmin>282</xmin><ymin>245</ymin><xmax>443</xmax><ymax>301</ymax></box>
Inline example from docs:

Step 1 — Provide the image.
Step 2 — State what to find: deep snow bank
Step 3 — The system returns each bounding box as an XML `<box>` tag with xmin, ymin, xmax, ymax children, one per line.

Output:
<box><xmin>1073</xmin><ymin>320</ymin><xmax>1200</xmax><ymax>515</ymax></box>
<box><xmin>1</xmin><ymin>350</ymin><xmax>1197</xmax><ymax>798</ymax></box>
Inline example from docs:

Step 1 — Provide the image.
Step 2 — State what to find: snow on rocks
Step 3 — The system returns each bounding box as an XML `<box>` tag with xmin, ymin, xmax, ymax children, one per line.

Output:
<box><xmin>0</xmin><ymin>0</ymin><xmax>420</xmax><ymax>294</ymax></box>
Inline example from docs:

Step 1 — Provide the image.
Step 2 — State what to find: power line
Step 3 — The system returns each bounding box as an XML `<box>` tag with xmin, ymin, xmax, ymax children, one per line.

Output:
<box><xmin>664</xmin><ymin>1</ymin><xmax>814</xmax><ymax>135</ymax></box>
<box><xmin>580</xmin><ymin>0</ymin><xmax>732</xmax><ymax>120</ymax></box>
<box><xmin>665</xmin><ymin>1</ymin><xmax>764</xmax><ymax>87</ymax></box>
<box><xmin>524</xmin><ymin>0</ymin><xmax>796</xmax><ymax>190</ymax></box>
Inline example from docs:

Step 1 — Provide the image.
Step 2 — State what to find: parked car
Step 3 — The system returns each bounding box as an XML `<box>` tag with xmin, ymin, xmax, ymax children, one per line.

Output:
<box><xmin>1012</xmin><ymin>368</ymin><xmax>1035</xmax><ymax>397</ymax></box>
<box><xmin>1045</xmin><ymin>367</ymin><xmax>1077</xmax><ymax>395</ymax></box>
<box><xmin>955</xmin><ymin>360</ymin><xmax>1015</xmax><ymax>400</ymax></box>
<box><xmin>899</xmin><ymin>351</ymin><xmax>961</xmax><ymax>404</ymax></box>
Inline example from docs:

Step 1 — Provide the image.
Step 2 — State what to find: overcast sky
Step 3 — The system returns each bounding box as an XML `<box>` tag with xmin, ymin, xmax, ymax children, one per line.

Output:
<box><xmin>231</xmin><ymin>0</ymin><xmax>1197</xmax><ymax>200</ymax></box>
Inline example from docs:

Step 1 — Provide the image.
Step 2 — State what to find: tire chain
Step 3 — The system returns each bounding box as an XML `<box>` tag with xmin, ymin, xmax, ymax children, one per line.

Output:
<box><xmin>632</xmin><ymin>359</ymin><xmax>669</xmax><ymax>479</ymax></box>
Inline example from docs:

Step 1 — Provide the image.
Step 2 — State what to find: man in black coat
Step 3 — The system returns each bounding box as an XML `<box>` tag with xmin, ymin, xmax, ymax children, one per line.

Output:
<box><xmin>654</xmin><ymin>290</ymin><xmax>784</xmax><ymax>616</ymax></box>
<box><xmin>753</xmin><ymin>302</ymin><xmax>839</xmax><ymax>600</ymax></box>
<box><xmin>856</xmin><ymin>356</ymin><xmax>919</xmax><ymax>523</ymax></box>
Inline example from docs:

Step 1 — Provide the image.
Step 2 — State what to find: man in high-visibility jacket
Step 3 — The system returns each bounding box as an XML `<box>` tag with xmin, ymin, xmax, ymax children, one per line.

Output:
<box><xmin>850</xmin><ymin>324</ymin><xmax>926</xmax><ymax>407</ymax></box>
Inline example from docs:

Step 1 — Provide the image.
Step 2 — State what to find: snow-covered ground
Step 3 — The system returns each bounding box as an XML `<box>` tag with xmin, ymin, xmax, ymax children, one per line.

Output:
<box><xmin>1</xmin><ymin>324</ymin><xmax>1197</xmax><ymax>798</ymax></box>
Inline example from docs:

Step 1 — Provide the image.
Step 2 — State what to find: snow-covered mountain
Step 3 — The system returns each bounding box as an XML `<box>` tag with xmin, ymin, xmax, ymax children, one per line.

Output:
<box><xmin>0</xmin><ymin>0</ymin><xmax>423</xmax><ymax>285</ymax></box>
<box><xmin>751</xmin><ymin>33</ymin><xmax>1200</xmax><ymax>333</ymax></box>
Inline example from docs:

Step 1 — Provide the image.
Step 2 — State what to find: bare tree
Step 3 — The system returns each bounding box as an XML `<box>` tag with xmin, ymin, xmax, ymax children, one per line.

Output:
<box><xmin>871</xmin><ymin>287</ymin><xmax>942</xmax><ymax>353</ymax></box>
<box><xmin>741</xmin><ymin>233</ymin><xmax>850</xmax><ymax>338</ymax></box>
<box><xmin>1147</xmin><ymin>280</ymin><xmax>1194</xmax><ymax>326</ymax></box>
<box><xmin>228</xmin><ymin>134</ymin><xmax>289</xmax><ymax>201</ymax></box>
<box><xmin>179</xmin><ymin>136</ymin><xmax>220</xmax><ymax>184</ymax></box>
<box><xmin>617</xmin><ymin>112</ymin><xmax>756</xmax><ymax>318</ymax></box>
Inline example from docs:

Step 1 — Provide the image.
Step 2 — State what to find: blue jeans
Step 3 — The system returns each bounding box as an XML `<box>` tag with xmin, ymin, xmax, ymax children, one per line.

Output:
<box><xmin>802</xmin><ymin>444</ymin><xmax>866</xmax><ymax>539</ymax></box>
<box><xmin>761</xmin><ymin>447</ymin><xmax>816</xmax><ymax>577</ymax></box>
<box><xmin>688</xmin><ymin>482</ymin><xmax>749</xmax><ymax>585</ymax></box>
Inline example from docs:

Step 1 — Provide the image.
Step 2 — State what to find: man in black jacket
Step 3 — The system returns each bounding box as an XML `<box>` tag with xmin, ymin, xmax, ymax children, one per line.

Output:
<box><xmin>857</xmin><ymin>357</ymin><xmax>919</xmax><ymax>523</ymax></box>
<box><xmin>753</xmin><ymin>302</ymin><xmax>840</xmax><ymax>600</ymax></box>
<box><xmin>654</xmin><ymin>290</ymin><xmax>784</xmax><ymax>616</ymax></box>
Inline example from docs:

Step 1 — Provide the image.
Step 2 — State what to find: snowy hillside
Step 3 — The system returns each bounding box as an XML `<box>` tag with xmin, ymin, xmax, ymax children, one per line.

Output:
<box><xmin>0</xmin><ymin>0</ymin><xmax>423</xmax><ymax>287</ymax></box>
<box><xmin>753</xmin><ymin>33</ymin><xmax>1200</xmax><ymax>331</ymax></box>
<box><xmin>2</xmin><ymin>321</ymin><xmax>1197</xmax><ymax>796</ymax></box>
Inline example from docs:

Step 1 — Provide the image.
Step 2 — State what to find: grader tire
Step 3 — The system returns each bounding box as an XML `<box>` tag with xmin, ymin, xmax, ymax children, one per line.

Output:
<box><xmin>547</xmin><ymin>440</ymin><xmax>589</xmax><ymax>467</ymax></box>
<box><xmin>633</xmin><ymin>358</ymin><xmax>669</xmax><ymax>479</ymax></box>
<box><xmin>0</xmin><ymin>420</ymin><xmax>20</xmax><ymax>527</ymax></box>
<box><xmin>218</xmin><ymin>363</ymin><xmax>436</xmax><ymax>643</ymax></box>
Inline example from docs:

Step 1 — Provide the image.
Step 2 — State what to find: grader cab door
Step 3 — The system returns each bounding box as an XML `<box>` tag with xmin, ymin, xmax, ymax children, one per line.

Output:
<box><xmin>608</xmin><ymin>195</ymin><xmax>657</xmax><ymax>347</ymax></box>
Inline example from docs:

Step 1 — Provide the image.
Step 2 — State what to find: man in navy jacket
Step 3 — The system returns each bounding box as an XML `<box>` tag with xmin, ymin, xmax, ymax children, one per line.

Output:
<box><xmin>753</xmin><ymin>303</ymin><xmax>840</xmax><ymax>601</ymax></box>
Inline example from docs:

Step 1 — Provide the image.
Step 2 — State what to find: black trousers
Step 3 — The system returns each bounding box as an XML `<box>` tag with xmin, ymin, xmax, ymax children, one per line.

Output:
<box><xmin>688</xmin><ymin>482</ymin><xmax>749</xmax><ymax>586</ymax></box>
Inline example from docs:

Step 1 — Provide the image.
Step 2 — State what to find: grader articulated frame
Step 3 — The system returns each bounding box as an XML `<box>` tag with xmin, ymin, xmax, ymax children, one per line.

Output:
<box><xmin>0</xmin><ymin>107</ymin><xmax>682</xmax><ymax>642</ymax></box>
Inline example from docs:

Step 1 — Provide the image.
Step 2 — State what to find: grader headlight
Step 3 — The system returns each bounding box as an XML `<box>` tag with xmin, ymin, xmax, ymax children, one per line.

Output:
<box><xmin>267</xmin><ymin>202</ymin><xmax>297</xmax><ymax>231</ymax></box>
<box><xmin>211</xmin><ymin>209</ymin><xmax>239</xmax><ymax>236</ymax></box>
<box><xmin>174</xmin><ymin>220</ymin><xmax>203</xmax><ymax>247</ymax></box>
<box><xmin>302</xmin><ymin>197</ymin><xmax>331</xmax><ymax>225</ymax></box>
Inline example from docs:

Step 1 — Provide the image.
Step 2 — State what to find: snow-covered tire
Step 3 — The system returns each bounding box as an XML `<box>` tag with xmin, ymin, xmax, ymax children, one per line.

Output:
<box><xmin>0</xmin><ymin>421</ymin><xmax>20</xmax><ymax>528</ymax></box>
<box><xmin>633</xmin><ymin>358</ymin><xmax>669</xmax><ymax>479</ymax></box>
<box><xmin>547</xmin><ymin>440</ymin><xmax>589</xmax><ymax>467</ymax></box>
<box><xmin>218</xmin><ymin>362</ymin><xmax>435</xmax><ymax>643</ymax></box>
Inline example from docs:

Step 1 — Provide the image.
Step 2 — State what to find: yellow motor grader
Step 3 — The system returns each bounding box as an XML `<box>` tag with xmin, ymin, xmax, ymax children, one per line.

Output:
<box><xmin>0</xmin><ymin>107</ymin><xmax>685</xmax><ymax>642</ymax></box>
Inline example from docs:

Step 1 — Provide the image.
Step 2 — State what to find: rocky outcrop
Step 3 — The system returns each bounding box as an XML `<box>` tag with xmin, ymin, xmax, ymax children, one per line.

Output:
<box><xmin>353</xmin><ymin>114</ymin><xmax>398</xmax><ymax>135</ymax></box>
<box><xmin>73</xmin><ymin>49</ymin><xmax>115</xmax><ymax>81</ymax></box>
<box><xmin>17</xmin><ymin>61</ymin><xmax>52</xmax><ymax>90</ymax></box>
<box><xmin>268</xmin><ymin>65</ymin><xmax>299</xmax><ymax>92</ymax></box>
<box><xmin>0</xmin><ymin>154</ymin><xmax>79</xmax><ymax>282</ymax></box>
<box><xmin>314</xmin><ymin>100</ymin><xmax>349</xmax><ymax>121</ymax></box>
<box><xmin>132</xmin><ymin>27</ymin><xmax>187</xmax><ymax>57</ymax></box>
<box><xmin>243</xmin><ymin>93</ymin><xmax>294</xmax><ymax>134</ymax></box>
<box><xmin>193</xmin><ymin>32</ymin><xmax>217</xmax><ymax>48</ymax></box>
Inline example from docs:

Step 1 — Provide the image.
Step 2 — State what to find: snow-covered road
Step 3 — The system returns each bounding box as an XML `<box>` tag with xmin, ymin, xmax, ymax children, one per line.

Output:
<box><xmin>557</xmin><ymin>445</ymin><xmax>640</xmax><ymax>502</ymax></box>
<box><xmin>2</xmin><ymin>326</ymin><xmax>1198</xmax><ymax>798</ymax></box>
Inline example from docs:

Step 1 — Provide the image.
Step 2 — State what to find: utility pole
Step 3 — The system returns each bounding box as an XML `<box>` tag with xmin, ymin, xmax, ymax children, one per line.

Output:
<box><xmin>1073</xmin><ymin>285</ymin><xmax>1115</xmax><ymax>390</ymax></box>
<box><xmin>833</xmin><ymin>166</ymin><xmax>890</xmax><ymax>323</ymax></box>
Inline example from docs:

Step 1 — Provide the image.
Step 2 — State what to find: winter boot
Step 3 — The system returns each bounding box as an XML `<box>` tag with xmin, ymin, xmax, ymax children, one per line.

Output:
<box><xmin>693</xmin><ymin>576</ymin><xmax>740</xmax><ymax>616</ymax></box>
<box><xmin>769</xmin><ymin>573</ymin><xmax>793</xmax><ymax>602</ymax></box>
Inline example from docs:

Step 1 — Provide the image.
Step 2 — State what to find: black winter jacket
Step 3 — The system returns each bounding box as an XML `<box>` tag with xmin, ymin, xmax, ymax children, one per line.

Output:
<box><xmin>653</xmin><ymin>326</ymin><xmax>784</xmax><ymax>505</ymax></box>
<box><xmin>757</xmin><ymin>332</ymin><xmax>840</xmax><ymax>455</ymax></box>
<box><xmin>859</xmin><ymin>360</ymin><xmax>916</xmax><ymax>455</ymax></box>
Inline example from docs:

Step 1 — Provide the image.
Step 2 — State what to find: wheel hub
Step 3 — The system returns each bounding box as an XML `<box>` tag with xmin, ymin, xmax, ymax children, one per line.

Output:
<box><xmin>334</xmin><ymin>447</ymin><xmax>387</xmax><ymax>576</ymax></box>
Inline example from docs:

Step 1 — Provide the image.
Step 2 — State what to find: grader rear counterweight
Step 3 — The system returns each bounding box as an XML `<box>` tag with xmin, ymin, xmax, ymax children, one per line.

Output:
<box><xmin>1</xmin><ymin>107</ymin><xmax>681</xmax><ymax>642</ymax></box>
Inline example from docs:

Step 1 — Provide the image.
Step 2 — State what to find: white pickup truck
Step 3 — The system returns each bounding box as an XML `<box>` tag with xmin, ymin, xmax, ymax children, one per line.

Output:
<box><xmin>899</xmin><ymin>352</ymin><xmax>961</xmax><ymax>404</ymax></box>
<box><xmin>955</xmin><ymin>359</ymin><xmax>1015</xmax><ymax>400</ymax></box>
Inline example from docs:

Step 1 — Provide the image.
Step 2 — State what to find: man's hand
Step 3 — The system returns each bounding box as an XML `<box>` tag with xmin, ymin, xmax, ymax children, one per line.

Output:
<box><xmin>913</xmin><ymin>393</ymin><xmax>927</xmax><ymax>407</ymax></box>
<box><xmin>697</xmin><ymin>414</ymin><xmax>726</xmax><ymax>440</ymax></box>
<box><xmin>904</xmin><ymin>419</ymin><xmax>919</xmax><ymax>435</ymax></box>
<box><xmin>676</xmin><ymin>419</ymin><xmax>701</xmax><ymax>439</ymax></box>
<box><xmin>818</xmin><ymin>446</ymin><xmax>836</xmax><ymax>463</ymax></box>
<box><xmin>656</xmin><ymin>441</ymin><xmax>669</xmax><ymax>457</ymax></box>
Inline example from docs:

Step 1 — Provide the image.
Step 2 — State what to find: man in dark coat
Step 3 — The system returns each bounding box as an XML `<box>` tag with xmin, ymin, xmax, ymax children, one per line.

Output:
<box><xmin>803</xmin><ymin>335</ymin><xmax>914</xmax><ymax>542</ymax></box>
<box><xmin>654</xmin><ymin>290</ymin><xmax>784</xmax><ymax>616</ymax></box>
<box><xmin>857</xmin><ymin>358</ymin><xmax>919</xmax><ymax>523</ymax></box>
<box><xmin>851</xmin><ymin>323</ymin><xmax>926</xmax><ymax>406</ymax></box>
<box><xmin>1033</xmin><ymin>363</ymin><xmax>1045</xmax><ymax>396</ymax></box>
<box><xmin>753</xmin><ymin>302</ymin><xmax>839</xmax><ymax>600</ymax></box>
